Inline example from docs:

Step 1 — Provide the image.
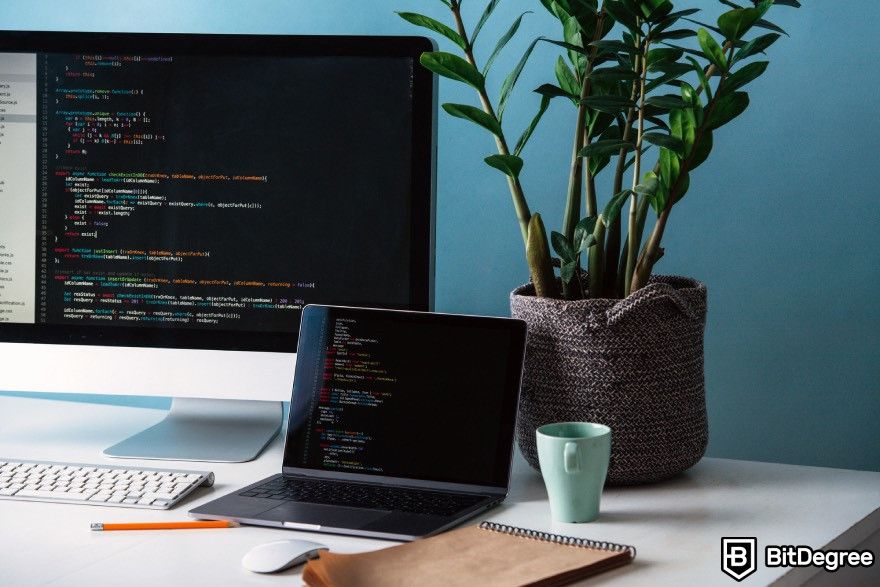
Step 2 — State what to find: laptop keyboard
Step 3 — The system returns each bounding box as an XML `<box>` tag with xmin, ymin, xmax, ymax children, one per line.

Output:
<box><xmin>240</xmin><ymin>476</ymin><xmax>487</xmax><ymax>517</ymax></box>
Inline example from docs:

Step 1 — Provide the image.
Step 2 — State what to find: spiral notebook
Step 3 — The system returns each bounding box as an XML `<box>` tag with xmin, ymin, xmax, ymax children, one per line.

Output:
<box><xmin>302</xmin><ymin>521</ymin><xmax>636</xmax><ymax>587</ymax></box>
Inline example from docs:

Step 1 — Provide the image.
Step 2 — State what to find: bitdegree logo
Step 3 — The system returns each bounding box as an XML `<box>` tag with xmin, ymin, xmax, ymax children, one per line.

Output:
<box><xmin>766</xmin><ymin>545</ymin><xmax>875</xmax><ymax>573</ymax></box>
<box><xmin>722</xmin><ymin>538</ymin><xmax>757</xmax><ymax>581</ymax></box>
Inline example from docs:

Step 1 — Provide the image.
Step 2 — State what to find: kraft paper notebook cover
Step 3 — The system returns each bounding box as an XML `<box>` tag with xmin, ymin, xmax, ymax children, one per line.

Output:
<box><xmin>302</xmin><ymin>521</ymin><xmax>636</xmax><ymax>587</ymax></box>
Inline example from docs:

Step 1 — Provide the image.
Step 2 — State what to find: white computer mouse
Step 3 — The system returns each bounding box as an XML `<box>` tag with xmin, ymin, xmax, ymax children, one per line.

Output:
<box><xmin>241</xmin><ymin>539</ymin><xmax>329</xmax><ymax>573</ymax></box>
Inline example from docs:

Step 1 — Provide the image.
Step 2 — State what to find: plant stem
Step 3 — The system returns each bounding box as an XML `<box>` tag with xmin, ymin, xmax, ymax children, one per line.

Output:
<box><xmin>603</xmin><ymin>33</ymin><xmax>642</xmax><ymax>298</ymax></box>
<box><xmin>562</xmin><ymin>12</ymin><xmax>605</xmax><ymax>245</ymax></box>
<box><xmin>585</xmin><ymin>166</ymin><xmax>597</xmax><ymax>217</ymax></box>
<box><xmin>451</xmin><ymin>4</ymin><xmax>531</xmax><ymax>246</ymax></box>
<box><xmin>624</xmin><ymin>37</ymin><xmax>650</xmax><ymax>297</ymax></box>
<box><xmin>630</xmin><ymin>43</ymin><xmax>735</xmax><ymax>292</ymax></box>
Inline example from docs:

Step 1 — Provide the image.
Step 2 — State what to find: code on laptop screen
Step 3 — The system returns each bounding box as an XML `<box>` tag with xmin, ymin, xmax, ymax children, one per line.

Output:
<box><xmin>284</xmin><ymin>306</ymin><xmax>526</xmax><ymax>487</ymax></box>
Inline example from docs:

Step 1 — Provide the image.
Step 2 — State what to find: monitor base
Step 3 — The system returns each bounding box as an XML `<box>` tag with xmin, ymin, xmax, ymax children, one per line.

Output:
<box><xmin>103</xmin><ymin>398</ymin><xmax>282</xmax><ymax>463</ymax></box>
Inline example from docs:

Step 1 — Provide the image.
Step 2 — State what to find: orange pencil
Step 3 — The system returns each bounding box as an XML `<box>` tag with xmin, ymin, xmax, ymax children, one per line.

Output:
<box><xmin>90</xmin><ymin>520</ymin><xmax>238</xmax><ymax>531</ymax></box>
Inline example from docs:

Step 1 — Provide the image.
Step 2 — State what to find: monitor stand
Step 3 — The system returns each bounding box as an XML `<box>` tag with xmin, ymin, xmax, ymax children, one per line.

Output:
<box><xmin>103</xmin><ymin>398</ymin><xmax>283</xmax><ymax>463</ymax></box>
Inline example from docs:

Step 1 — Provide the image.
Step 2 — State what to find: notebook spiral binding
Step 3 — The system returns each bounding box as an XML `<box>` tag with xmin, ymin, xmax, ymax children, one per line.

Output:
<box><xmin>479</xmin><ymin>521</ymin><xmax>637</xmax><ymax>559</ymax></box>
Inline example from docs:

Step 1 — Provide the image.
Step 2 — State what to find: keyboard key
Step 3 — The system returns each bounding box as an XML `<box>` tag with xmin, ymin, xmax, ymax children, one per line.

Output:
<box><xmin>0</xmin><ymin>460</ymin><xmax>212</xmax><ymax>510</ymax></box>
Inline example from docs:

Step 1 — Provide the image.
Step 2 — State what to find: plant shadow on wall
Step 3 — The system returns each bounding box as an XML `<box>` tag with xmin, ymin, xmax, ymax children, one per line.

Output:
<box><xmin>400</xmin><ymin>0</ymin><xmax>800</xmax><ymax>485</ymax></box>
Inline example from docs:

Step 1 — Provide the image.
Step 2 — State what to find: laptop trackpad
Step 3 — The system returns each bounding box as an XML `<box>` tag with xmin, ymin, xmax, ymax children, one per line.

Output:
<box><xmin>262</xmin><ymin>502</ymin><xmax>388</xmax><ymax>529</ymax></box>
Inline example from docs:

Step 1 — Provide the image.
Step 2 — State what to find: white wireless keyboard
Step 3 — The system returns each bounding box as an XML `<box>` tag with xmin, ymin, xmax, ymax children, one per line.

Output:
<box><xmin>0</xmin><ymin>459</ymin><xmax>214</xmax><ymax>509</ymax></box>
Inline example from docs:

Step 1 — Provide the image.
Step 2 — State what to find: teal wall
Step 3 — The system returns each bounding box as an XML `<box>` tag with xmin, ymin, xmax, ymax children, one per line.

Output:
<box><xmin>1</xmin><ymin>1</ymin><xmax>877</xmax><ymax>471</ymax></box>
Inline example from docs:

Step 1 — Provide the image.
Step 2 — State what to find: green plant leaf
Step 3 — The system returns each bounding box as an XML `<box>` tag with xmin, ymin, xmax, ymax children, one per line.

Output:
<box><xmin>551</xmin><ymin>231</ymin><xmax>576</xmax><ymax>261</ymax></box>
<box><xmin>397</xmin><ymin>12</ymin><xmax>467</xmax><ymax>51</ymax></box>
<box><xmin>689</xmin><ymin>128</ymin><xmax>713</xmax><ymax>169</ymax></box>
<box><xmin>601</xmin><ymin>189</ymin><xmax>632</xmax><ymax>226</ymax></box>
<box><xmin>659</xmin><ymin>146</ymin><xmax>680</xmax><ymax>189</ymax></box>
<box><xmin>560</xmin><ymin>260</ymin><xmax>578</xmax><ymax>283</ymax></box>
<box><xmin>680</xmin><ymin>81</ymin><xmax>701</xmax><ymax>108</ymax></box>
<box><xmin>498</xmin><ymin>38</ymin><xmax>540</xmax><ymax>118</ymax></box>
<box><xmin>589</xmin><ymin>39</ymin><xmax>638</xmax><ymax>55</ymax></box>
<box><xmin>472</xmin><ymin>0</ymin><xmax>502</xmax><ymax>44</ymax></box>
<box><xmin>442</xmin><ymin>103</ymin><xmax>502</xmax><ymax>136</ymax></box>
<box><xmin>697</xmin><ymin>28</ymin><xmax>727</xmax><ymax>70</ymax></box>
<box><xmin>640</xmin><ymin>0</ymin><xmax>674</xmax><ymax>23</ymax></box>
<box><xmin>669</xmin><ymin>99</ymin><xmax>697</xmax><ymax>154</ymax></box>
<box><xmin>659</xmin><ymin>42</ymin><xmax>709</xmax><ymax>59</ymax></box>
<box><xmin>650</xmin><ymin>61</ymin><xmax>693</xmax><ymax>75</ymax></box>
<box><xmin>646</xmin><ymin>47</ymin><xmax>683</xmax><ymax>69</ymax></box>
<box><xmin>717</xmin><ymin>7</ymin><xmax>762</xmax><ymax>41</ymax></box>
<box><xmin>579</xmin><ymin>139</ymin><xmax>634</xmax><ymax>157</ymax></box>
<box><xmin>588</xmin><ymin>66</ymin><xmax>639</xmax><ymax>81</ymax></box>
<box><xmin>650</xmin><ymin>180</ymin><xmax>668</xmax><ymax>214</ymax></box>
<box><xmin>579</xmin><ymin>233</ymin><xmax>597</xmax><ymax>252</ymax></box>
<box><xmin>588</xmin><ymin>111</ymin><xmax>615</xmax><ymax>137</ymax></box>
<box><xmin>573</xmin><ymin>216</ymin><xmax>598</xmax><ymax>252</ymax></box>
<box><xmin>653</xmin><ymin>29</ymin><xmax>697</xmax><ymax>41</ymax></box>
<box><xmin>644</xmin><ymin>115</ymin><xmax>669</xmax><ymax>130</ymax></box>
<box><xmin>555</xmin><ymin>56</ymin><xmax>580</xmax><ymax>98</ymax></box>
<box><xmin>483</xmin><ymin>11</ymin><xmax>532</xmax><ymax>74</ymax></box>
<box><xmin>514</xmin><ymin>95</ymin><xmax>551</xmax><ymax>156</ymax></box>
<box><xmin>580</xmin><ymin>95</ymin><xmax>637</xmax><ymax>113</ymax></box>
<box><xmin>539</xmin><ymin>0</ymin><xmax>559</xmax><ymax>19</ymax></box>
<box><xmin>706</xmin><ymin>91</ymin><xmax>749</xmax><ymax>129</ymax></box>
<box><xmin>672</xmin><ymin>108</ymin><xmax>699</xmax><ymax>151</ymax></box>
<box><xmin>754</xmin><ymin>18</ymin><xmax>787</xmax><ymax>36</ymax></box>
<box><xmin>644</xmin><ymin>63</ymin><xmax>692</xmax><ymax>92</ymax></box>
<box><xmin>634</xmin><ymin>173</ymin><xmax>660</xmax><ymax>196</ymax></box>
<box><xmin>622</xmin><ymin>144</ymin><xmax>653</xmax><ymax>174</ymax></box>
<box><xmin>661</xmin><ymin>8</ymin><xmax>701</xmax><ymax>21</ymax></box>
<box><xmin>733</xmin><ymin>33</ymin><xmax>780</xmax><ymax>63</ymax></box>
<box><xmin>562</xmin><ymin>15</ymin><xmax>585</xmax><ymax>71</ymax></box>
<box><xmin>672</xmin><ymin>170</ymin><xmax>690</xmax><ymax>204</ymax></box>
<box><xmin>642</xmin><ymin>132</ymin><xmax>684</xmax><ymax>154</ymax></box>
<box><xmin>534</xmin><ymin>83</ymin><xmax>575</xmax><ymax>99</ymax></box>
<box><xmin>588</xmin><ymin>124</ymin><xmax>622</xmax><ymax>175</ymax></box>
<box><xmin>484</xmin><ymin>154</ymin><xmax>524</xmax><ymax>177</ymax></box>
<box><xmin>682</xmin><ymin>17</ymin><xmax>725</xmax><ymax>37</ymax></box>
<box><xmin>541</xmin><ymin>38</ymin><xmax>592</xmax><ymax>56</ymax></box>
<box><xmin>420</xmin><ymin>52</ymin><xmax>484</xmax><ymax>90</ymax></box>
<box><xmin>645</xmin><ymin>95</ymin><xmax>688</xmax><ymax>109</ymax></box>
<box><xmin>653</xmin><ymin>8</ymin><xmax>700</xmax><ymax>36</ymax></box>
<box><xmin>686</xmin><ymin>56</ymin><xmax>712</xmax><ymax>101</ymax></box>
<box><xmin>604</xmin><ymin>1</ymin><xmax>640</xmax><ymax>34</ymax></box>
<box><xmin>723</xmin><ymin>60</ymin><xmax>768</xmax><ymax>93</ymax></box>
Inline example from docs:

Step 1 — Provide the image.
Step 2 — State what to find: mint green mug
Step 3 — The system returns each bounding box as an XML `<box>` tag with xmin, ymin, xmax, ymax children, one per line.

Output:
<box><xmin>536</xmin><ymin>422</ymin><xmax>611</xmax><ymax>523</ymax></box>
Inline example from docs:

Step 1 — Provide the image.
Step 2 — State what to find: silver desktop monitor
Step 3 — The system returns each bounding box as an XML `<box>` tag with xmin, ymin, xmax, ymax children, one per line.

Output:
<box><xmin>0</xmin><ymin>31</ymin><xmax>435</xmax><ymax>462</ymax></box>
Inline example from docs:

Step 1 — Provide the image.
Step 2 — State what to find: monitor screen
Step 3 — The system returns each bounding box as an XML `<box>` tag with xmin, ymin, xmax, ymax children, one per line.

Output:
<box><xmin>0</xmin><ymin>32</ymin><xmax>434</xmax><ymax>352</ymax></box>
<box><xmin>284</xmin><ymin>306</ymin><xmax>526</xmax><ymax>488</ymax></box>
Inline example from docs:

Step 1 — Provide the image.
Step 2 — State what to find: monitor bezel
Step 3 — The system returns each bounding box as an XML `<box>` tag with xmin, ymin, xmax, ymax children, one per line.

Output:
<box><xmin>0</xmin><ymin>30</ymin><xmax>435</xmax><ymax>352</ymax></box>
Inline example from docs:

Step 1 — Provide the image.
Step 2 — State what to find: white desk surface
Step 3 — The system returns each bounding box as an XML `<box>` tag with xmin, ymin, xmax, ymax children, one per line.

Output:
<box><xmin>0</xmin><ymin>395</ymin><xmax>877</xmax><ymax>587</ymax></box>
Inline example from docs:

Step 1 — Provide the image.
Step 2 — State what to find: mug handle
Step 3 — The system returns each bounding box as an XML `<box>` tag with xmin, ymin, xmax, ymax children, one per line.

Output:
<box><xmin>564</xmin><ymin>442</ymin><xmax>579</xmax><ymax>474</ymax></box>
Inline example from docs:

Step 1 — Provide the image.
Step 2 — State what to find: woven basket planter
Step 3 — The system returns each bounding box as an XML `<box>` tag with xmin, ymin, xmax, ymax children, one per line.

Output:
<box><xmin>510</xmin><ymin>275</ymin><xmax>708</xmax><ymax>485</ymax></box>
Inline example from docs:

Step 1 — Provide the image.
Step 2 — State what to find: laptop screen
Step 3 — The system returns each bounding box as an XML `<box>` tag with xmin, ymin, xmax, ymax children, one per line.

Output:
<box><xmin>283</xmin><ymin>306</ymin><xmax>526</xmax><ymax>488</ymax></box>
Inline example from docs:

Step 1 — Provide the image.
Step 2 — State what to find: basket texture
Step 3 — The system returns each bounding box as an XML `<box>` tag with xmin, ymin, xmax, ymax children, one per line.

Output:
<box><xmin>510</xmin><ymin>275</ymin><xmax>708</xmax><ymax>485</ymax></box>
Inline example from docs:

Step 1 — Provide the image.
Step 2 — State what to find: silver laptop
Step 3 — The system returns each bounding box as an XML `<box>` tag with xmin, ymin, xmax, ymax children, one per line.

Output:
<box><xmin>191</xmin><ymin>305</ymin><xmax>527</xmax><ymax>540</ymax></box>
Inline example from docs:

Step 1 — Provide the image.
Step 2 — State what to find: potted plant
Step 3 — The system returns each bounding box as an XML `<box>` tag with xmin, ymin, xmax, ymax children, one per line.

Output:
<box><xmin>400</xmin><ymin>0</ymin><xmax>799</xmax><ymax>484</ymax></box>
